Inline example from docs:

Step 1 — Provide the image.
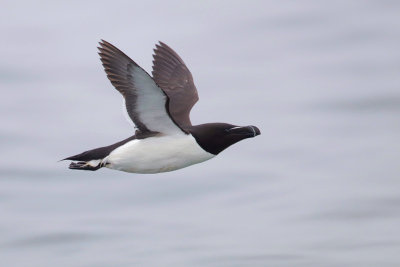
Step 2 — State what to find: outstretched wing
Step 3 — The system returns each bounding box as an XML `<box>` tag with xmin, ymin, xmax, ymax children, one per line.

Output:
<box><xmin>98</xmin><ymin>40</ymin><xmax>185</xmax><ymax>136</ymax></box>
<box><xmin>152</xmin><ymin>42</ymin><xmax>199</xmax><ymax>128</ymax></box>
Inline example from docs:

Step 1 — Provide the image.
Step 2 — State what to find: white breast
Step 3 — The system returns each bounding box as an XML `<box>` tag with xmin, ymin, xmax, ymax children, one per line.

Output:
<box><xmin>104</xmin><ymin>134</ymin><xmax>215</xmax><ymax>173</ymax></box>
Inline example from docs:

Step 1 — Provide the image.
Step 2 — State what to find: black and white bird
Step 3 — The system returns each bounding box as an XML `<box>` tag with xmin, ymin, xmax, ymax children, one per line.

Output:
<box><xmin>64</xmin><ymin>40</ymin><xmax>260</xmax><ymax>173</ymax></box>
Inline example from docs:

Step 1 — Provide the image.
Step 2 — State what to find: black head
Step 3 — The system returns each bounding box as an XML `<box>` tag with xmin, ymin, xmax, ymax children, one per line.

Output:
<box><xmin>188</xmin><ymin>123</ymin><xmax>261</xmax><ymax>155</ymax></box>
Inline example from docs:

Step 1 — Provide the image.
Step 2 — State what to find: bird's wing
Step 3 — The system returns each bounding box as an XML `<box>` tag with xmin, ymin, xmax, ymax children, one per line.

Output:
<box><xmin>151</xmin><ymin>41</ymin><xmax>199</xmax><ymax>128</ymax></box>
<box><xmin>98</xmin><ymin>40</ymin><xmax>186</xmax><ymax>136</ymax></box>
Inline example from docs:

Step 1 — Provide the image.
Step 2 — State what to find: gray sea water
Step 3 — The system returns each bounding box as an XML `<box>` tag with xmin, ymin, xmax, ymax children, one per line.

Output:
<box><xmin>1</xmin><ymin>1</ymin><xmax>400</xmax><ymax>266</ymax></box>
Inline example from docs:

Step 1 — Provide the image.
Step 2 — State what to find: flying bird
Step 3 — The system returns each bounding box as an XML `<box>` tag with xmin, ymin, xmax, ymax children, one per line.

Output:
<box><xmin>64</xmin><ymin>40</ymin><xmax>260</xmax><ymax>173</ymax></box>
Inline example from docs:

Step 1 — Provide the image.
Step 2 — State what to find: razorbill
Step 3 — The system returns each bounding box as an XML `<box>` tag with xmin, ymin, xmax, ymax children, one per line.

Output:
<box><xmin>64</xmin><ymin>40</ymin><xmax>260</xmax><ymax>173</ymax></box>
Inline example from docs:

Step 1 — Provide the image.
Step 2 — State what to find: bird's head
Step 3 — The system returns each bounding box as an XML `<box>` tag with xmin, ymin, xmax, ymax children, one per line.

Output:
<box><xmin>189</xmin><ymin>123</ymin><xmax>261</xmax><ymax>155</ymax></box>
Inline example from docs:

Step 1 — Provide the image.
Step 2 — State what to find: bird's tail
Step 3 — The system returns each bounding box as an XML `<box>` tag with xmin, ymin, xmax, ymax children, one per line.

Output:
<box><xmin>62</xmin><ymin>135</ymin><xmax>136</xmax><ymax>171</ymax></box>
<box><xmin>62</xmin><ymin>149</ymin><xmax>108</xmax><ymax>171</ymax></box>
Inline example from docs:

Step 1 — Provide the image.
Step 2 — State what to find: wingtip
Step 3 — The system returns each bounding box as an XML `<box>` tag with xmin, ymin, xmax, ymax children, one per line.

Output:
<box><xmin>155</xmin><ymin>41</ymin><xmax>168</xmax><ymax>50</ymax></box>
<box><xmin>98</xmin><ymin>39</ymin><xmax>106</xmax><ymax>51</ymax></box>
<box><xmin>99</xmin><ymin>39</ymin><xmax>113</xmax><ymax>49</ymax></box>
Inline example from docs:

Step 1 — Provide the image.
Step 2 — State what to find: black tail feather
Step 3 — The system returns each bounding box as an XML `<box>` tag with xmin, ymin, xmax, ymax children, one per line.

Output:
<box><xmin>63</xmin><ymin>136</ymin><xmax>136</xmax><ymax>171</ymax></box>
<box><xmin>63</xmin><ymin>135</ymin><xmax>136</xmax><ymax>162</ymax></box>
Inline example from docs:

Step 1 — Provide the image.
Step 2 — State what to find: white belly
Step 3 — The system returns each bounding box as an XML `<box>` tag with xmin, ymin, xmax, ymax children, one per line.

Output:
<box><xmin>104</xmin><ymin>134</ymin><xmax>215</xmax><ymax>173</ymax></box>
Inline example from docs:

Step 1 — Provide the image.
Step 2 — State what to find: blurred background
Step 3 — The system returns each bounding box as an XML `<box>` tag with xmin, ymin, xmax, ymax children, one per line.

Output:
<box><xmin>1</xmin><ymin>1</ymin><xmax>399</xmax><ymax>266</ymax></box>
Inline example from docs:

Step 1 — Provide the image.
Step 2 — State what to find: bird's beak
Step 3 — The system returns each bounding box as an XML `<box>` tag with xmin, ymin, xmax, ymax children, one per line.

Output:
<box><xmin>227</xmin><ymin>125</ymin><xmax>261</xmax><ymax>137</ymax></box>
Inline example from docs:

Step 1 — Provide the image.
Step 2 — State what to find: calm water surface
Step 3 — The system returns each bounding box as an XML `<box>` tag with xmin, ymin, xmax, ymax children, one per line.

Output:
<box><xmin>1</xmin><ymin>1</ymin><xmax>400</xmax><ymax>266</ymax></box>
